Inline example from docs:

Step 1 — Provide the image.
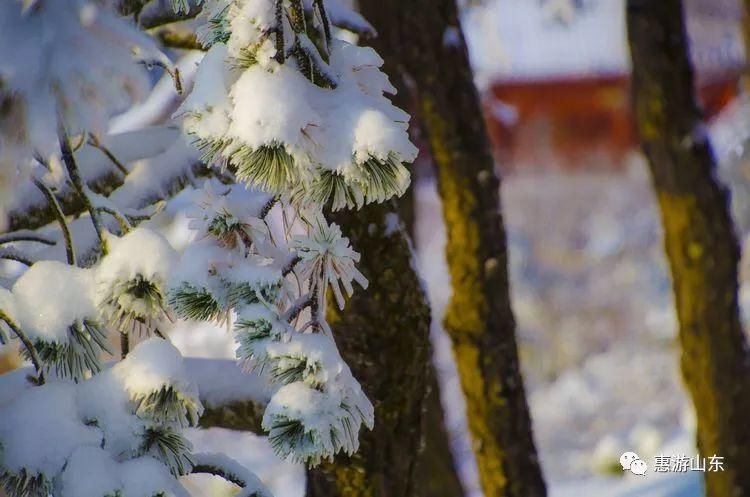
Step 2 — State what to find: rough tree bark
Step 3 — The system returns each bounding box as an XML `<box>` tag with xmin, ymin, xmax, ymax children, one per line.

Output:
<box><xmin>628</xmin><ymin>1</ymin><xmax>750</xmax><ymax>495</ymax></box>
<box><xmin>305</xmin><ymin>202</ymin><xmax>433</xmax><ymax>497</ymax></box>
<box><xmin>416</xmin><ymin>373</ymin><xmax>466</xmax><ymax>497</ymax></box>
<box><xmin>354</xmin><ymin>1</ymin><xmax>547</xmax><ymax>496</ymax></box>
<box><xmin>743</xmin><ymin>0</ymin><xmax>750</xmax><ymax>94</ymax></box>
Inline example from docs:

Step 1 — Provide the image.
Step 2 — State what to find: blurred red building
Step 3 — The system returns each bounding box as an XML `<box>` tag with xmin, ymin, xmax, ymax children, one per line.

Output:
<box><xmin>471</xmin><ymin>0</ymin><xmax>747</xmax><ymax>171</ymax></box>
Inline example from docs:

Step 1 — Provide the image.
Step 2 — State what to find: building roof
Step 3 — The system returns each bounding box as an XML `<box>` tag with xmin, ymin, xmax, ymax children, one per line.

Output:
<box><xmin>463</xmin><ymin>0</ymin><xmax>745</xmax><ymax>86</ymax></box>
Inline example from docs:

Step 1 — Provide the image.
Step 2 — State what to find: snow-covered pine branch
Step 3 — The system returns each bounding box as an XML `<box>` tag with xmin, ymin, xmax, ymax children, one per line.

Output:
<box><xmin>0</xmin><ymin>0</ymin><xmax>418</xmax><ymax>494</ymax></box>
<box><xmin>180</xmin><ymin>0</ymin><xmax>416</xmax><ymax>211</ymax></box>
<box><xmin>191</xmin><ymin>452</ymin><xmax>273</xmax><ymax>497</ymax></box>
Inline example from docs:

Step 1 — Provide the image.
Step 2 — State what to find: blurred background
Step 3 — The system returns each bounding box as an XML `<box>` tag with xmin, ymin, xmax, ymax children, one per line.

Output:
<box><xmin>421</xmin><ymin>0</ymin><xmax>750</xmax><ymax>495</ymax></box>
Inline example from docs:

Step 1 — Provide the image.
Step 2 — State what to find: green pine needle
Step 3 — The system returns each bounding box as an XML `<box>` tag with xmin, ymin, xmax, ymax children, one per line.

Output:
<box><xmin>139</xmin><ymin>426</ymin><xmax>195</xmax><ymax>477</ymax></box>
<box><xmin>357</xmin><ymin>155</ymin><xmax>409</xmax><ymax>203</ymax></box>
<box><xmin>168</xmin><ymin>284</ymin><xmax>223</xmax><ymax>322</ymax></box>
<box><xmin>300</xmin><ymin>169</ymin><xmax>364</xmax><ymax>211</ymax></box>
<box><xmin>28</xmin><ymin>320</ymin><xmax>111</xmax><ymax>381</ymax></box>
<box><xmin>232</xmin><ymin>144</ymin><xmax>297</xmax><ymax>194</ymax></box>
<box><xmin>133</xmin><ymin>385</ymin><xmax>202</xmax><ymax>429</ymax></box>
<box><xmin>0</xmin><ymin>469</ymin><xmax>51</xmax><ymax>497</ymax></box>
<box><xmin>267</xmin><ymin>417</ymin><xmax>314</xmax><ymax>461</ymax></box>
<box><xmin>101</xmin><ymin>274</ymin><xmax>166</xmax><ymax>335</ymax></box>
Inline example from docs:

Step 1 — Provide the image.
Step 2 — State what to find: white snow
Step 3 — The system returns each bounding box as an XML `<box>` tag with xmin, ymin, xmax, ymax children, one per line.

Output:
<box><xmin>0</xmin><ymin>382</ymin><xmax>102</xmax><ymax>476</ymax></box>
<box><xmin>0</xmin><ymin>0</ymin><xmax>160</xmax><ymax>161</ymax></box>
<box><xmin>77</xmin><ymin>366</ymin><xmax>147</xmax><ymax>457</ymax></box>
<box><xmin>119</xmin><ymin>456</ymin><xmax>191</xmax><ymax>497</ymax></box>
<box><xmin>59</xmin><ymin>447</ymin><xmax>122</xmax><ymax>497</ymax></box>
<box><xmin>184</xmin><ymin>9</ymin><xmax>417</xmax><ymax>207</ymax></box>
<box><xmin>265</xmin><ymin>333</ymin><xmax>347</xmax><ymax>387</ymax></box>
<box><xmin>95</xmin><ymin>227</ymin><xmax>178</xmax><ymax>327</ymax></box>
<box><xmin>98</xmin><ymin>228</ymin><xmax>178</xmax><ymax>283</ymax></box>
<box><xmin>184</xmin><ymin>357</ymin><xmax>273</xmax><ymax>408</ymax></box>
<box><xmin>177</xmin><ymin>44</ymin><xmax>233</xmax><ymax>141</ymax></box>
<box><xmin>12</xmin><ymin>261</ymin><xmax>97</xmax><ymax>343</ymax></box>
<box><xmin>184</xmin><ymin>428</ymin><xmax>303</xmax><ymax>497</ymax></box>
<box><xmin>263</xmin><ymin>380</ymin><xmax>372</xmax><ymax>464</ymax></box>
<box><xmin>114</xmin><ymin>338</ymin><xmax>200</xmax><ymax>405</ymax></box>
<box><xmin>229</xmin><ymin>64</ymin><xmax>321</xmax><ymax>155</ymax></box>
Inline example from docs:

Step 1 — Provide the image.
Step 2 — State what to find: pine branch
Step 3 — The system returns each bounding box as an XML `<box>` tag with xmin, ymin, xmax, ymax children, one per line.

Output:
<box><xmin>191</xmin><ymin>453</ymin><xmax>271</xmax><ymax>497</ymax></box>
<box><xmin>96</xmin><ymin>206</ymin><xmax>133</xmax><ymax>234</ymax></box>
<box><xmin>7</xmin><ymin>158</ymin><xmax>205</xmax><ymax>250</ymax></box>
<box><xmin>138</xmin><ymin>0</ymin><xmax>203</xmax><ymax>29</ymax></box>
<box><xmin>7</xmin><ymin>168</ymin><xmax>122</xmax><ymax>233</ymax></box>
<box><xmin>32</xmin><ymin>178</ymin><xmax>76</xmax><ymax>266</ymax></box>
<box><xmin>87</xmin><ymin>134</ymin><xmax>128</xmax><ymax>175</ymax></box>
<box><xmin>281</xmin><ymin>254</ymin><xmax>302</xmax><ymax>277</ymax></box>
<box><xmin>0</xmin><ymin>248</ymin><xmax>34</xmax><ymax>266</ymax></box>
<box><xmin>313</xmin><ymin>0</ymin><xmax>333</xmax><ymax>49</ymax></box>
<box><xmin>191</xmin><ymin>460</ymin><xmax>245</xmax><ymax>487</ymax></box>
<box><xmin>309</xmin><ymin>284</ymin><xmax>322</xmax><ymax>333</ymax></box>
<box><xmin>259</xmin><ymin>196</ymin><xmax>279</xmax><ymax>219</ymax></box>
<box><xmin>274</xmin><ymin>0</ymin><xmax>286</xmax><ymax>63</ymax></box>
<box><xmin>58</xmin><ymin>121</ymin><xmax>109</xmax><ymax>255</ymax></box>
<box><xmin>0</xmin><ymin>310</ymin><xmax>45</xmax><ymax>384</ymax></box>
<box><xmin>3</xmin><ymin>358</ymin><xmax>266</xmax><ymax>431</ymax></box>
<box><xmin>287</xmin><ymin>0</ymin><xmax>307</xmax><ymax>34</ymax></box>
<box><xmin>121</xmin><ymin>331</ymin><xmax>130</xmax><ymax>359</ymax></box>
<box><xmin>296</xmin><ymin>34</ymin><xmax>338</xmax><ymax>88</ymax></box>
<box><xmin>140</xmin><ymin>426</ymin><xmax>195</xmax><ymax>476</ymax></box>
<box><xmin>282</xmin><ymin>294</ymin><xmax>314</xmax><ymax>322</ymax></box>
<box><xmin>137</xmin><ymin>59</ymin><xmax>183</xmax><ymax>95</ymax></box>
<box><xmin>138</xmin><ymin>0</ymin><xmax>374</xmax><ymax>37</ymax></box>
<box><xmin>0</xmin><ymin>230</ymin><xmax>55</xmax><ymax>246</ymax></box>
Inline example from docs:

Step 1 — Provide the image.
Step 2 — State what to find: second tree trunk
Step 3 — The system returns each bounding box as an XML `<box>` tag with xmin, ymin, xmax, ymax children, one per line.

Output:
<box><xmin>628</xmin><ymin>0</ymin><xmax>750</xmax><ymax>494</ymax></box>
<box><xmin>356</xmin><ymin>1</ymin><xmax>547</xmax><ymax>496</ymax></box>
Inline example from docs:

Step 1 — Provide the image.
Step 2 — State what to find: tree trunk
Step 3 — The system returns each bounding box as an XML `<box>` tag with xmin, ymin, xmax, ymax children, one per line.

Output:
<box><xmin>355</xmin><ymin>2</ymin><xmax>546</xmax><ymax>496</ymax></box>
<box><xmin>627</xmin><ymin>1</ymin><xmax>750</xmax><ymax>495</ymax></box>
<box><xmin>305</xmin><ymin>202</ymin><xmax>433</xmax><ymax>497</ymax></box>
<box><xmin>743</xmin><ymin>0</ymin><xmax>750</xmax><ymax>94</ymax></box>
<box><xmin>415</xmin><ymin>372</ymin><xmax>466</xmax><ymax>497</ymax></box>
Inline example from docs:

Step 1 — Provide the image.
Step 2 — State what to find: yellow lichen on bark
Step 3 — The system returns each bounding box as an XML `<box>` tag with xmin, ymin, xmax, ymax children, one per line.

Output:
<box><xmin>314</xmin><ymin>456</ymin><xmax>375</xmax><ymax>497</ymax></box>
<box><xmin>419</xmin><ymin>89</ymin><xmax>545</xmax><ymax>497</ymax></box>
<box><xmin>420</xmin><ymin>96</ymin><xmax>487</xmax><ymax>340</ymax></box>
<box><xmin>655</xmin><ymin>190</ymin><xmax>746</xmax><ymax>497</ymax></box>
<box><xmin>452</xmin><ymin>341</ymin><xmax>509</xmax><ymax>495</ymax></box>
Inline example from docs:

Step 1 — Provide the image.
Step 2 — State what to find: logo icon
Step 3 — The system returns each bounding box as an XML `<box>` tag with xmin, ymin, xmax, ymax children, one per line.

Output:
<box><xmin>620</xmin><ymin>451</ymin><xmax>647</xmax><ymax>476</ymax></box>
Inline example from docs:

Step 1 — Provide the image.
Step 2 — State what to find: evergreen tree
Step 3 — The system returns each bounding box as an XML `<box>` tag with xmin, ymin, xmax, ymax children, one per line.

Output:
<box><xmin>0</xmin><ymin>0</ymin><xmax>420</xmax><ymax>495</ymax></box>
